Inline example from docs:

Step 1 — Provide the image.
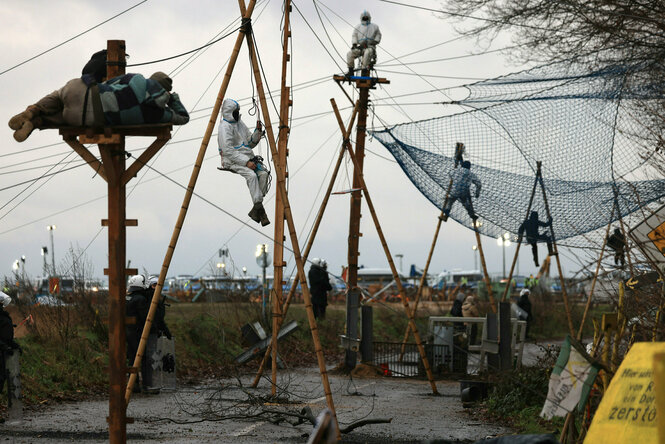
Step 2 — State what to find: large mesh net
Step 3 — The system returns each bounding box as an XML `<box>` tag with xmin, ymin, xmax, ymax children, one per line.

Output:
<box><xmin>371</xmin><ymin>62</ymin><xmax>665</xmax><ymax>247</ymax></box>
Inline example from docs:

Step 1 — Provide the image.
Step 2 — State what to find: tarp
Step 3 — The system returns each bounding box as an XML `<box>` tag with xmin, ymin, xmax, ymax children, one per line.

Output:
<box><xmin>585</xmin><ymin>342</ymin><xmax>664</xmax><ymax>443</ymax></box>
<box><xmin>540</xmin><ymin>335</ymin><xmax>599</xmax><ymax>419</ymax></box>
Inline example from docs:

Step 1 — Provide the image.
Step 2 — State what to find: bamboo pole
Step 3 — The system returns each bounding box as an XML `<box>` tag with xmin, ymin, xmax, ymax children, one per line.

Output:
<box><xmin>474</xmin><ymin>225</ymin><xmax>497</xmax><ymax>313</ymax></box>
<box><xmin>124</xmin><ymin>2</ymin><xmax>258</xmax><ymax>402</ymax></box>
<box><xmin>538</xmin><ymin>167</ymin><xmax>575</xmax><ymax>337</ymax></box>
<box><xmin>269</xmin><ymin>0</ymin><xmax>293</xmax><ymax>398</ymax></box>
<box><xmin>577</xmin><ymin>207</ymin><xmax>615</xmax><ymax>340</ymax></box>
<box><xmin>243</xmin><ymin>13</ymin><xmax>339</xmax><ymax>435</ymax></box>
<box><xmin>500</xmin><ymin>164</ymin><xmax>540</xmax><ymax>302</ymax></box>
<box><xmin>331</xmin><ymin>99</ymin><xmax>439</xmax><ymax>395</ymax></box>
<box><xmin>612</xmin><ymin>282</ymin><xmax>625</xmax><ymax>371</ymax></box>
<box><xmin>251</xmin><ymin>103</ymin><xmax>360</xmax><ymax>388</ymax></box>
<box><xmin>398</xmin><ymin>209</ymin><xmax>445</xmax><ymax>361</ymax></box>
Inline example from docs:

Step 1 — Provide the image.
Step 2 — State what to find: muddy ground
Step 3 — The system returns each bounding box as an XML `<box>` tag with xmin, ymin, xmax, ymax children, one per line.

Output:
<box><xmin>0</xmin><ymin>366</ymin><xmax>513</xmax><ymax>444</ymax></box>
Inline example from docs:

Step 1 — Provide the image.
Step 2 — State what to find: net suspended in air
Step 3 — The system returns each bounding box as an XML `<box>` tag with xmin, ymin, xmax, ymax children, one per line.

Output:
<box><xmin>371</xmin><ymin>61</ymin><xmax>665</xmax><ymax>247</ymax></box>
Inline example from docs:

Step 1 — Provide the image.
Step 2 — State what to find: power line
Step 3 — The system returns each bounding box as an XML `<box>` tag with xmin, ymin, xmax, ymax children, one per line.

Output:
<box><xmin>291</xmin><ymin>0</ymin><xmax>344</xmax><ymax>73</ymax></box>
<box><xmin>377</xmin><ymin>0</ymin><xmax>558</xmax><ymax>31</ymax></box>
<box><xmin>0</xmin><ymin>0</ymin><xmax>148</xmax><ymax>77</ymax></box>
<box><xmin>127</xmin><ymin>26</ymin><xmax>241</xmax><ymax>67</ymax></box>
<box><xmin>376</xmin><ymin>45</ymin><xmax>518</xmax><ymax>67</ymax></box>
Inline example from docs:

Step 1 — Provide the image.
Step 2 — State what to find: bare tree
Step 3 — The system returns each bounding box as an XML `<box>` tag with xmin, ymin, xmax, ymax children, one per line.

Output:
<box><xmin>443</xmin><ymin>0</ymin><xmax>665</xmax><ymax>162</ymax></box>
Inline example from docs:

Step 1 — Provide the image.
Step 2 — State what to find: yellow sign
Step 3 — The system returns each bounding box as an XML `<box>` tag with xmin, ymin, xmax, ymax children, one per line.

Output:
<box><xmin>585</xmin><ymin>342</ymin><xmax>664</xmax><ymax>443</ymax></box>
<box><xmin>648</xmin><ymin>220</ymin><xmax>665</xmax><ymax>258</ymax></box>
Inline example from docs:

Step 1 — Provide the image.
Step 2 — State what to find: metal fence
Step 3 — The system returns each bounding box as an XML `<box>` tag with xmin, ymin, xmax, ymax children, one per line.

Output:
<box><xmin>371</xmin><ymin>341</ymin><xmax>450</xmax><ymax>378</ymax></box>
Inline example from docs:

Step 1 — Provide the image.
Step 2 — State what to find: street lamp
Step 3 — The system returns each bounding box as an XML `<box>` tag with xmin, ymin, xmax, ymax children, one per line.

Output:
<box><xmin>41</xmin><ymin>246</ymin><xmax>49</xmax><ymax>276</ymax></box>
<box><xmin>242</xmin><ymin>266</ymin><xmax>247</xmax><ymax>276</ymax></box>
<box><xmin>497</xmin><ymin>233</ymin><xmax>511</xmax><ymax>278</ymax></box>
<box><xmin>47</xmin><ymin>225</ymin><xmax>56</xmax><ymax>276</ymax></box>
<box><xmin>472</xmin><ymin>245</ymin><xmax>478</xmax><ymax>271</ymax></box>
<box><xmin>255</xmin><ymin>244</ymin><xmax>271</xmax><ymax>324</ymax></box>
<box><xmin>395</xmin><ymin>254</ymin><xmax>404</xmax><ymax>273</ymax></box>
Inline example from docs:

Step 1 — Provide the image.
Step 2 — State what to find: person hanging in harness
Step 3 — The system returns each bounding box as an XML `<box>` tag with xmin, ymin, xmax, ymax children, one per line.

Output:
<box><xmin>346</xmin><ymin>10</ymin><xmax>382</xmax><ymax>77</ymax></box>
<box><xmin>442</xmin><ymin>160</ymin><xmax>481</xmax><ymax>221</ymax></box>
<box><xmin>607</xmin><ymin>227</ymin><xmax>626</xmax><ymax>269</ymax></box>
<box><xmin>8</xmin><ymin>71</ymin><xmax>189</xmax><ymax>142</ymax></box>
<box><xmin>218</xmin><ymin>98</ymin><xmax>270</xmax><ymax>226</ymax></box>
<box><xmin>518</xmin><ymin>211</ymin><xmax>555</xmax><ymax>267</ymax></box>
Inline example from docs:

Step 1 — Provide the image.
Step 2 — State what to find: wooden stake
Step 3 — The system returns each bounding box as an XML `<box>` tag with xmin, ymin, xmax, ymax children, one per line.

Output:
<box><xmin>538</xmin><ymin>166</ymin><xmax>575</xmax><ymax>337</ymax></box>
<box><xmin>398</xmin><ymin>208</ymin><xmax>445</xmax><ymax>361</ymax></box>
<box><xmin>270</xmin><ymin>0</ymin><xmax>292</xmax><ymax>398</ymax></box>
<box><xmin>577</xmin><ymin>205</ymin><xmax>615</xmax><ymax>340</ymax></box>
<box><xmin>243</xmin><ymin>7</ymin><xmax>340</xmax><ymax>435</ymax></box>
<box><xmin>474</xmin><ymin>225</ymin><xmax>497</xmax><ymax>313</ymax></box>
<box><xmin>252</xmin><ymin>103</ymin><xmax>360</xmax><ymax>388</ymax></box>
<box><xmin>124</xmin><ymin>1</ymin><xmax>258</xmax><ymax>402</ymax></box>
<box><xmin>331</xmin><ymin>99</ymin><xmax>439</xmax><ymax>395</ymax></box>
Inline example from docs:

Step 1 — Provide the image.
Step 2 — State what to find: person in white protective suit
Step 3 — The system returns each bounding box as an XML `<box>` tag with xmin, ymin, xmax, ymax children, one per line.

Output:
<box><xmin>442</xmin><ymin>160</ymin><xmax>481</xmax><ymax>221</ymax></box>
<box><xmin>346</xmin><ymin>10</ymin><xmax>382</xmax><ymax>76</ymax></box>
<box><xmin>218</xmin><ymin>98</ymin><xmax>270</xmax><ymax>226</ymax></box>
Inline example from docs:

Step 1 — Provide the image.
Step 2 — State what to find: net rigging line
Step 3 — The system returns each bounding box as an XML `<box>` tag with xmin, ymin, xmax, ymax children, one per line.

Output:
<box><xmin>0</xmin><ymin>0</ymin><xmax>148</xmax><ymax>77</ymax></box>
<box><xmin>370</xmin><ymin>60</ymin><xmax>665</xmax><ymax>248</ymax></box>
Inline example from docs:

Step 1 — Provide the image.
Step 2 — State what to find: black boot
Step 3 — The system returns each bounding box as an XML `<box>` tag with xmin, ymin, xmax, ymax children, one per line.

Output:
<box><xmin>248</xmin><ymin>203</ymin><xmax>262</xmax><ymax>223</ymax></box>
<box><xmin>258</xmin><ymin>204</ymin><xmax>270</xmax><ymax>227</ymax></box>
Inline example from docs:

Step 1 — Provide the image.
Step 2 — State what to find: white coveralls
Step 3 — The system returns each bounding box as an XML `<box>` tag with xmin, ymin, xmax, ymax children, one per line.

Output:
<box><xmin>346</xmin><ymin>19</ymin><xmax>382</xmax><ymax>71</ymax></box>
<box><xmin>442</xmin><ymin>167</ymin><xmax>481</xmax><ymax>220</ymax></box>
<box><xmin>217</xmin><ymin>98</ymin><xmax>268</xmax><ymax>204</ymax></box>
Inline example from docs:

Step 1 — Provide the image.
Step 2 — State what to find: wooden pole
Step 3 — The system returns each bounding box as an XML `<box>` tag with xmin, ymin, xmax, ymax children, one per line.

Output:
<box><xmin>103</xmin><ymin>39</ymin><xmax>127</xmax><ymax>444</ymax></box>
<box><xmin>577</xmin><ymin>206</ymin><xmax>615</xmax><ymax>340</ymax></box>
<box><xmin>269</xmin><ymin>0</ymin><xmax>292</xmax><ymax>398</ymax></box>
<box><xmin>124</xmin><ymin>1</ymin><xmax>257</xmax><ymax>402</ymax></box>
<box><xmin>474</xmin><ymin>225</ymin><xmax>497</xmax><ymax>313</ymax></box>
<box><xmin>331</xmin><ymin>99</ymin><xmax>439</xmax><ymax>395</ymax></box>
<box><xmin>243</xmin><ymin>8</ymin><xmax>340</xmax><ymax>435</ymax></box>
<box><xmin>500</xmin><ymin>164</ymin><xmax>540</xmax><ymax>302</ymax></box>
<box><xmin>538</xmin><ymin>166</ymin><xmax>575</xmax><ymax>337</ymax></box>
<box><xmin>252</xmin><ymin>103</ymin><xmax>360</xmax><ymax>388</ymax></box>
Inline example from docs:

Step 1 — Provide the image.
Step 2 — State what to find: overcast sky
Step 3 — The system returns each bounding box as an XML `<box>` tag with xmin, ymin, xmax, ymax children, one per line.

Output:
<box><xmin>0</xmin><ymin>0</ymin><xmax>591</xmax><ymax>282</ymax></box>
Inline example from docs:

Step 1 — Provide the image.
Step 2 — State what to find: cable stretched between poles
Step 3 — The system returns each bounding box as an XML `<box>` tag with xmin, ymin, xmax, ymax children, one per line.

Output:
<box><xmin>331</xmin><ymin>98</ymin><xmax>439</xmax><ymax>395</ymax></box>
<box><xmin>124</xmin><ymin>0</ymin><xmax>258</xmax><ymax>403</ymax></box>
<box><xmin>252</xmin><ymin>102</ymin><xmax>360</xmax><ymax>388</ymax></box>
<box><xmin>242</xmin><ymin>3</ymin><xmax>340</xmax><ymax>436</ymax></box>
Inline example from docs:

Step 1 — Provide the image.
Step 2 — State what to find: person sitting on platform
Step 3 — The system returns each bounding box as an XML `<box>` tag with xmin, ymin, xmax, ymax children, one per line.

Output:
<box><xmin>8</xmin><ymin>71</ymin><xmax>189</xmax><ymax>142</ymax></box>
<box><xmin>442</xmin><ymin>160</ymin><xmax>481</xmax><ymax>221</ymax></box>
<box><xmin>346</xmin><ymin>10</ymin><xmax>382</xmax><ymax>77</ymax></box>
<box><xmin>607</xmin><ymin>227</ymin><xmax>626</xmax><ymax>269</ymax></box>
<box><xmin>217</xmin><ymin>98</ymin><xmax>270</xmax><ymax>226</ymax></box>
<box><xmin>518</xmin><ymin>211</ymin><xmax>554</xmax><ymax>267</ymax></box>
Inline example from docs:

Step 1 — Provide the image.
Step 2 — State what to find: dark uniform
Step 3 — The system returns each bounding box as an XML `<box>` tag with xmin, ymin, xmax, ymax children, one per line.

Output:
<box><xmin>519</xmin><ymin>211</ymin><xmax>554</xmax><ymax>267</ymax></box>
<box><xmin>144</xmin><ymin>285</ymin><xmax>171</xmax><ymax>339</ymax></box>
<box><xmin>308</xmin><ymin>263</ymin><xmax>332</xmax><ymax>320</ymax></box>
<box><xmin>517</xmin><ymin>291</ymin><xmax>533</xmax><ymax>338</ymax></box>
<box><xmin>126</xmin><ymin>287</ymin><xmax>148</xmax><ymax>391</ymax></box>
<box><xmin>0</xmin><ymin>305</ymin><xmax>20</xmax><ymax>395</ymax></box>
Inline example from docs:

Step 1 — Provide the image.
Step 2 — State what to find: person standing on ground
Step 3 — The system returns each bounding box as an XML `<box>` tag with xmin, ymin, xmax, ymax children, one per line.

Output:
<box><xmin>517</xmin><ymin>288</ymin><xmax>533</xmax><ymax>338</ymax></box>
<box><xmin>126</xmin><ymin>275</ymin><xmax>149</xmax><ymax>392</ymax></box>
<box><xmin>462</xmin><ymin>294</ymin><xmax>480</xmax><ymax>344</ymax></box>
<box><xmin>308</xmin><ymin>259</ymin><xmax>332</xmax><ymax>320</ymax></box>
<box><xmin>146</xmin><ymin>276</ymin><xmax>172</xmax><ymax>340</ymax></box>
<box><xmin>0</xmin><ymin>292</ymin><xmax>20</xmax><ymax>401</ymax></box>
<box><xmin>450</xmin><ymin>290</ymin><xmax>465</xmax><ymax>317</ymax></box>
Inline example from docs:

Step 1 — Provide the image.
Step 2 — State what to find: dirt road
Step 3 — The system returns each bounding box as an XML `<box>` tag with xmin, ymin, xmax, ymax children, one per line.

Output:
<box><xmin>1</xmin><ymin>368</ymin><xmax>511</xmax><ymax>443</ymax></box>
